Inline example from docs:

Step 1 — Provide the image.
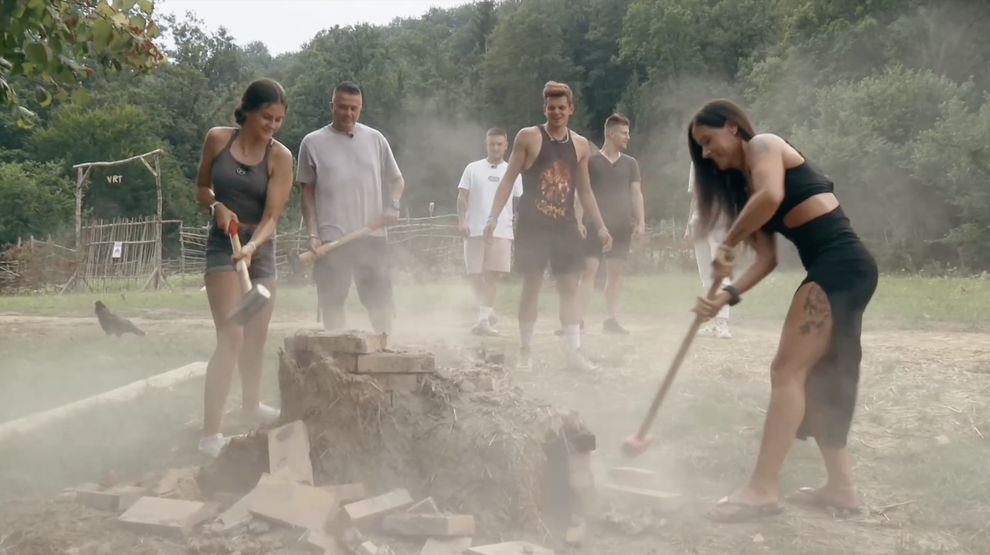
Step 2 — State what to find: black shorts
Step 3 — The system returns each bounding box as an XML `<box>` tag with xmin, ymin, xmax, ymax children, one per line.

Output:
<box><xmin>204</xmin><ymin>224</ymin><xmax>277</xmax><ymax>282</ymax></box>
<box><xmin>513</xmin><ymin>221</ymin><xmax>585</xmax><ymax>276</ymax></box>
<box><xmin>584</xmin><ymin>226</ymin><xmax>632</xmax><ymax>261</ymax></box>
<box><xmin>312</xmin><ymin>236</ymin><xmax>393</xmax><ymax>312</ymax></box>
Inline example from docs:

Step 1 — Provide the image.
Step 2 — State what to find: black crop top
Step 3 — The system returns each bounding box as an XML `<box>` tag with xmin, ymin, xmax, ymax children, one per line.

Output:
<box><xmin>760</xmin><ymin>158</ymin><xmax>834</xmax><ymax>235</ymax></box>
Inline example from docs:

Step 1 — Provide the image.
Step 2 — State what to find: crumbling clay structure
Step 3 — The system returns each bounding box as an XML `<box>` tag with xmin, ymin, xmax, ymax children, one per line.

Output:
<box><xmin>198</xmin><ymin>330</ymin><xmax>598</xmax><ymax>542</ymax></box>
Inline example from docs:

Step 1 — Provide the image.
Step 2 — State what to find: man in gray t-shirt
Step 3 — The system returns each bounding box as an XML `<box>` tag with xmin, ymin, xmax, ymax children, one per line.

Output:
<box><xmin>297</xmin><ymin>81</ymin><xmax>405</xmax><ymax>335</ymax></box>
<box><xmin>572</xmin><ymin>113</ymin><xmax>644</xmax><ymax>336</ymax></box>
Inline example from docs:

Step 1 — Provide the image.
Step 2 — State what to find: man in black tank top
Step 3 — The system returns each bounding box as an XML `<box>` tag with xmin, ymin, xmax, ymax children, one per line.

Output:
<box><xmin>484</xmin><ymin>81</ymin><xmax>613</xmax><ymax>372</ymax></box>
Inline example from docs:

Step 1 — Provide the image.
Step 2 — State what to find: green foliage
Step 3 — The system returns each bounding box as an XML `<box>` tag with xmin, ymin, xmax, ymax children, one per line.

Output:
<box><xmin>0</xmin><ymin>160</ymin><xmax>74</xmax><ymax>245</ymax></box>
<box><xmin>0</xmin><ymin>0</ymin><xmax>165</xmax><ymax>127</ymax></box>
<box><xmin>2</xmin><ymin>0</ymin><xmax>990</xmax><ymax>272</ymax></box>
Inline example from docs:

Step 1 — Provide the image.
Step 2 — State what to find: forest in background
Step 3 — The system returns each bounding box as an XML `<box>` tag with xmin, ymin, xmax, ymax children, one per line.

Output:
<box><xmin>2</xmin><ymin>0</ymin><xmax>990</xmax><ymax>273</ymax></box>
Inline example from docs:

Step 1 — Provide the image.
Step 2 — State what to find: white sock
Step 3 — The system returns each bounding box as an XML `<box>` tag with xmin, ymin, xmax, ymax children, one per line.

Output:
<box><xmin>479</xmin><ymin>306</ymin><xmax>493</xmax><ymax>323</ymax></box>
<box><xmin>563</xmin><ymin>324</ymin><xmax>581</xmax><ymax>352</ymax></box>
<box><xmin>519</xmin><ymin>322</ymin><xmax>535</xmax><ymax>348</ymax></box>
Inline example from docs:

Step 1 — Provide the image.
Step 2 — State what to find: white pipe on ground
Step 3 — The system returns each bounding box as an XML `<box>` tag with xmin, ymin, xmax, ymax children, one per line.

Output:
<box><xmin>0</xmin><ymin>361</ymin><xmax>207</xmax><ymax>441</ymax></box>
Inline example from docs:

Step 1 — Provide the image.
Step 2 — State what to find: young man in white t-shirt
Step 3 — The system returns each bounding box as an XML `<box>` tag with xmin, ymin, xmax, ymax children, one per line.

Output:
<box><xmin>456</xmin><ymin>127</ymin><xmax>523</xmax><ymax>336</ymax></box>
<box><xmin>684</xmin><ymin>161</ymin><xmax>731</xmax><ymax>338</ymax></box>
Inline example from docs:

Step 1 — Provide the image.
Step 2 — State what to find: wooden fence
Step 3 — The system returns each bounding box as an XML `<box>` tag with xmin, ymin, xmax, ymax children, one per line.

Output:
<box><xmin>1</xmin><ymin>214</ymin><xmax>699</xmax><ymax>295</ymax></box>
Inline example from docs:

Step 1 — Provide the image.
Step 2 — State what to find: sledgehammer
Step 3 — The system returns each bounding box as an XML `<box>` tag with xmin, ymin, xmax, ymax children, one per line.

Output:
<box><xmin>621</xmin><ymin>278</ymin><xmax>724</xmax><ymax>457</ymax></box>
<box><xmin>293</xmin><ymin>218</ymin><xmax>385</xmax><ymax>265</ymax></box>
<box><xmin>225</xmin><ymin>221</ymin><xmax>272</xmax><ymax>326</ymax></box>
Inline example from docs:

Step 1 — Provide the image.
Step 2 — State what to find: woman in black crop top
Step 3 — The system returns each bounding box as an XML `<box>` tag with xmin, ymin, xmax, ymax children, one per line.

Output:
<box><xmin>686</xmin><ymin>99</ymin><xmax>878</xmax><ymax>523</ymax></box>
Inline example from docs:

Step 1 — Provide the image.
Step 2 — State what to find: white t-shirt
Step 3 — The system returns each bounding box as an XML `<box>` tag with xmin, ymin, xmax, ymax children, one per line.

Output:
<box><xmin>457</xmin><ymin>159</ymin><xmax>523</xmax><ymax>239</ymax></box>
<box><xmin>687</xmin><ymin>162</ymin><xmax>699</xmax><ymax>223</ymax></box>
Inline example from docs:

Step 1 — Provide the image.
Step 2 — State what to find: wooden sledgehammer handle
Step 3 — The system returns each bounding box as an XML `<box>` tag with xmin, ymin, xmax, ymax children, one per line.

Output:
<box><xmin>632</xmin><ymin>277</ymin><xmax>725</xmax><ymax>442</ymax></box>
<box><xmin>228</xmin><ymin>222</ymin><xmax>252</xmax><ymax>294</ymax></box>
<box><xmin>299</xmin><ymin>219</ymin><xmax>385</xmax><ymax>263</ymax></box>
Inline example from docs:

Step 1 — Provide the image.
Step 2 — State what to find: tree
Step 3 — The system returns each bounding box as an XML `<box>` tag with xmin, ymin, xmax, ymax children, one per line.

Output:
<box><xmin>0</xmin><ymin>0</ymin><xmax>165</xmax><ymax>127</ymax></box>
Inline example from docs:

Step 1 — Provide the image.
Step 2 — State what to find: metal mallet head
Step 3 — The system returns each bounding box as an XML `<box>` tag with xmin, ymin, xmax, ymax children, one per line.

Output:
<box><xmin>620</xmin><ymin>433</ymin><xmax>653</xmax><ymax>458</ymax></box>
<box><xmin>226</xmin><ymin>281</ymin><xmax>271</xmax><ymax>325</ymax></box>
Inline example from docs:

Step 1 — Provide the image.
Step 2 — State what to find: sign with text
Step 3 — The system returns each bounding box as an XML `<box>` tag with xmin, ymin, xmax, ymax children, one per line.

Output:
<box><xmin>107</xmin><ymin>175</ymin><xmax>123</xmax><ymax>184</ymax></box>
<box><xmin>111</xmin><ymin>242</ymin><xmax>123</xmax><ymax>259</ymax></box>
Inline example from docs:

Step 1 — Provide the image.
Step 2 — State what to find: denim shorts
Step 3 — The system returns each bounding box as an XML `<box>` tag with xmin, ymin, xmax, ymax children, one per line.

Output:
<box><xmin>204</xmin><ymin>224</ymin><xmax>277</xmax><ymax>283</ymax></box>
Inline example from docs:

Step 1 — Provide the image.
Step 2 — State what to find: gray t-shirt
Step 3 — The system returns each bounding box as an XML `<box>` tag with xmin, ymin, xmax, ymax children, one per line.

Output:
<box><xmin>586</xmin><ymin>151</ymin><xmax>641</xmax><ymax>233</ymax></box>
<box><xmin>296</xmin><ymin>123</ymin><xmax>402</xmax><ymax>241</ymax></box>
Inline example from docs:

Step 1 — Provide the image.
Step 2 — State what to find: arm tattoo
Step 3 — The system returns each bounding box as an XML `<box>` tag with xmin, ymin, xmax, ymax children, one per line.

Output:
<box><xmin>749</xmin><ymin>136</ymin><xmax>771</xmax><ymax>160</ymax></box>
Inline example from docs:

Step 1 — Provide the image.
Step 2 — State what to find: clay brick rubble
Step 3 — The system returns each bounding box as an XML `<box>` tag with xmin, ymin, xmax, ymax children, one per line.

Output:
<box><xmin>44</xmin><ymin>330</ymin><xmax>684</xmax><ymax>555</ymax></box>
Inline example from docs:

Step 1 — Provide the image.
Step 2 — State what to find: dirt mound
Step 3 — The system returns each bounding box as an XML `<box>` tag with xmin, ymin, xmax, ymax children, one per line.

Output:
<box><xmin>200</xmin><ymin>340</ymin><xmax>595</xmax><ymax>535</ymax></box>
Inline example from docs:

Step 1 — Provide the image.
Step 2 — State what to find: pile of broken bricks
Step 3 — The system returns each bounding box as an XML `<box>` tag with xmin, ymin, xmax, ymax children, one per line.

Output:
<box><xmin>59</xmin><ymin>330</ymin><xmax>685</xmax><ymax>555</ymax></box>
<box><xmin>65</xmin><ymin>418</ymin><xmax>563</xmax><ymax>555</ymax></box>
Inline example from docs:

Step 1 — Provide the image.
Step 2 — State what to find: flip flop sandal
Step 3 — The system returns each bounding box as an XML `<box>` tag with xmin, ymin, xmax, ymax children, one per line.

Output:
<box><xmin>785</xmin><ymin>487</ymin><xmax>863</xmax><ymax>517</ymax></box>
<box><xmin>704</xmin><ymin>496</ymin><xmax>786</xmax><ymax>523</ymax></box>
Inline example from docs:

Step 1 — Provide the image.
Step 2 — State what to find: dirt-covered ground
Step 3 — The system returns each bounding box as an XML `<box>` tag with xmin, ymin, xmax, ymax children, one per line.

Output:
<box><xmin>1</xmin><ymin>278</ymin><xmax>988</xmax><ymax>555</ymax></box>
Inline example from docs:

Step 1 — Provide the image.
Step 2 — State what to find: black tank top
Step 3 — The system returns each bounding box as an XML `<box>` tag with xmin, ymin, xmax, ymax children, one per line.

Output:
<box><xmin>211</xmin><ymin>128</ymin><xmax>273</xmax><ymax>228</ymax></box>
<box><xmin>761</xmin><ymin>158</ymin><xmax>866</xmax><ymax>269</ymax></box>
<box><xmin>518</xmin><ymin>125</ymin><xmax>579</xmax><ymax>227</ymax></box>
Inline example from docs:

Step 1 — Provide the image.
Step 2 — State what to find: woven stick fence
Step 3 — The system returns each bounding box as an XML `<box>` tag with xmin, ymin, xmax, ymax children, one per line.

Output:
<box><xmin>71</xmin><ymin>217</ymin><xmax>183</xmax><ymax>294</ymax></box>
<box><xmin>175</xmin><ymin>213</ymin><xmax>696</xmax><ymax>286</ymax></box>
<box><xmin>0</xmin><ymin>237</ymin><xmax>76</xmax><ymax>294</ymax></box>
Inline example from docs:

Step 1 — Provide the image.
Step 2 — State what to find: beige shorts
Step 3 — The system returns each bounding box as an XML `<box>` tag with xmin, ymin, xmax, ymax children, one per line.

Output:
<box><xmin>464</xmin><ymin>237</ymin><xmax>512</xmax><ymax>274</ymax></box>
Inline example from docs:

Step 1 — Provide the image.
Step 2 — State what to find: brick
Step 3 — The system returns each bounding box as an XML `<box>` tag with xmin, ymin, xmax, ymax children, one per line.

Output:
<box><xmin>75</xmin><ymin>485</ymin><xmax>145</xmax><ymax>511</ymax></box>
<box><xmin>421</xmin><ymin>537</ymin><xmax>473</xmax><ymax>555</ymax></box>
<box><xmin>343</xmin><ymin>488</ymin><xmax>413</xmax><ymax>528</ymax></box>
<box><xmin>320</xmin><ymin>483</ymin><xmax>366</xmax><ymax>505</ymax></box>
<box><xmin>268</xmin><ymin>420</ymin><xmax>315</xmax><ymax>486</ymax></box>
<box><xmin>407</xmin><ymin>497</ymin><xmax>440</xmax><ymax>515</ymax></box>
<box><xmin>371</xmin><ymin>374</ymin><xmax>420</xmax><ymax>392</ymax></box>
<box><xmin>117</xmin><ymin>497</ymin><xmax>215</xmax><ymax>539</ymax></box>
<box><xmin>466</xmin><ymin>542</ymin><xmax>554</xmax><ymax>555</ymax></box>
<box><xmin>604</xmin><ymin>484</ymin><xmax>683</xmax><ymax>513</ymax></box>
<box><xmin>470</xmin><ymin>376</ymin><xmax>495</xmax><ymax>392</ymax></box>
<box><xmin>218</xmin><ymin>473</ymin><xmax>287</xmax><ymax>531</ymax></box>
<box><xmin>246</xmin><ymin>479</ymin><xmax>338</xmax><ymax>531</ymax></box>
<box><xmin>564</xmin><ymin>520</ymin><xmax>585</xmax><ymax>545</ymax></box>
<box><xmin>608</xmin><ymin>467</ymin><xmax>659</xmax><ymax>489</ymax></box>
<box><xmin>308</xmin><ymin>330</ymin><xmax>388</xmax><ymax>354</ymax></box>
<box><xmin>357</xmin><ymin>541</ymin><xmax>378</xmax><ymax>555</ymax></box>
<box><xmin>305</xmin><ymin>529</ymin><xmax>339</xmax><ymax>552</ymax></box>
<box><xmin>326</xmin><ymin>352</ymin><xmax>358</xmax><ymax>373</ymax></box>
<box><xmin>356</xmin><ymin>351</ymin><xmax>435</xmax><ymax>374</ymax></box>
<box><xmin>151</xmin><ymin>467</ymin><xmax>199</xmax><ymax>498</ymax></box>
<box><xmin>382</xmin><ymin>513</ymin><xmax>475</xmax><ymax>537</ymax></box>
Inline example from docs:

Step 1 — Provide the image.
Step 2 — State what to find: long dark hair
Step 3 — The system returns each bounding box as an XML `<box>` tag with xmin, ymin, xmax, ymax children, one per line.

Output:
<box><xmin>687</xmin><ymin>99</ymin><xmax>756</xmax><ymax>237</ymax></box>
<box><xmin>233</xmin><ymin>78</ymin><xmax>287</xmax><ymax>125</ymax></box>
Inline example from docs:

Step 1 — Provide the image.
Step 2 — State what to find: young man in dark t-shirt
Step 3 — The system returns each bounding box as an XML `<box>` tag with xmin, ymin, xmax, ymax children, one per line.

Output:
<box><xmin>484</xmin><ymin>81</ymin><xmax>612</xmax><ymax>372</ymax></box>
<box><xmin>574</xmin><ymin>113</ymin><xmax>644</xmax><ymax>334</ymax></box>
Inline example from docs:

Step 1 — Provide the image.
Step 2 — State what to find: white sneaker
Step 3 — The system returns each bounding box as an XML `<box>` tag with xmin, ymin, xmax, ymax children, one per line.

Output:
<box><xmin>714</xmin><ymin>318</ymin><xmax>732</xmax><ymax>339</ymax></box>
<box><xmin>198</xmin><ymin>433</ymin><xmax>228</xmax><ymax>458</ymax></box>
<box><xmin>697</xmin><ymin>320</ymin><xmax>716</xmax><ymax>337</ymax></box>
<box><xmin>517</xmin><ymin>347</ymin><xmax>532</xmax><ymax>370</ymax></box>
<box><xmin>471</xmin><ymin>320</ymin><xmax>499</xmax><ymax>337</ymax></box>
<box><xmin>243</xmin><ymin>403</ymin><xmax>280</xmax><ymax>425</ymax></box>
<box><xmin>567</xmin><ymin>349</ymin><xmax>599</xmax><ymax>372</ymax></box>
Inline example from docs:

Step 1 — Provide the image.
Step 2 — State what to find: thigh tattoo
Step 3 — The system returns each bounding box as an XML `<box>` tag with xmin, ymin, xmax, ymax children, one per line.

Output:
<box><xmin>799</xmin><ymin>285</ymin><xmax>832</xmax><ymax>336</ymax></box>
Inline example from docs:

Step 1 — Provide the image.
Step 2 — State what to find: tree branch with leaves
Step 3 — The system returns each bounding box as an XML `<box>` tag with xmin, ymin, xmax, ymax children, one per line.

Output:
<box><xmin>0</xmin><ymin>0</ymin><xmax>165</xmax><ymax>127</ymax></box>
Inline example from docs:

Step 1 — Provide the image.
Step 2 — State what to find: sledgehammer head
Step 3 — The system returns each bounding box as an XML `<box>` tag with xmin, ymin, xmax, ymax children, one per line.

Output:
<box><xmin>620</xmin><ymin>433</ymin><xmax>653</xmax><ymax>458</ymax></box>
<box><xmin>226</xmin><ymin>283</ymin><xmax>272</xmax><ymax>326</ymax></box>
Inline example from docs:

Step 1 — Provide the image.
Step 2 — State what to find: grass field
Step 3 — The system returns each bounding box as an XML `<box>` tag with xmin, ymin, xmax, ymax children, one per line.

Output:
<box><xmin>1</xmin><ymin>271</ymin><xmax>988</xmax><ymax>555</ymax></box>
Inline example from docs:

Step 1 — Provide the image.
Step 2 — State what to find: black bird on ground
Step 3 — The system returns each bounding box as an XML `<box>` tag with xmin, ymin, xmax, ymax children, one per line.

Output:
<box><xmin>94</xmin><ymin>300</ymin><xmax>146</xmax><ymax>337</ymax></box>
